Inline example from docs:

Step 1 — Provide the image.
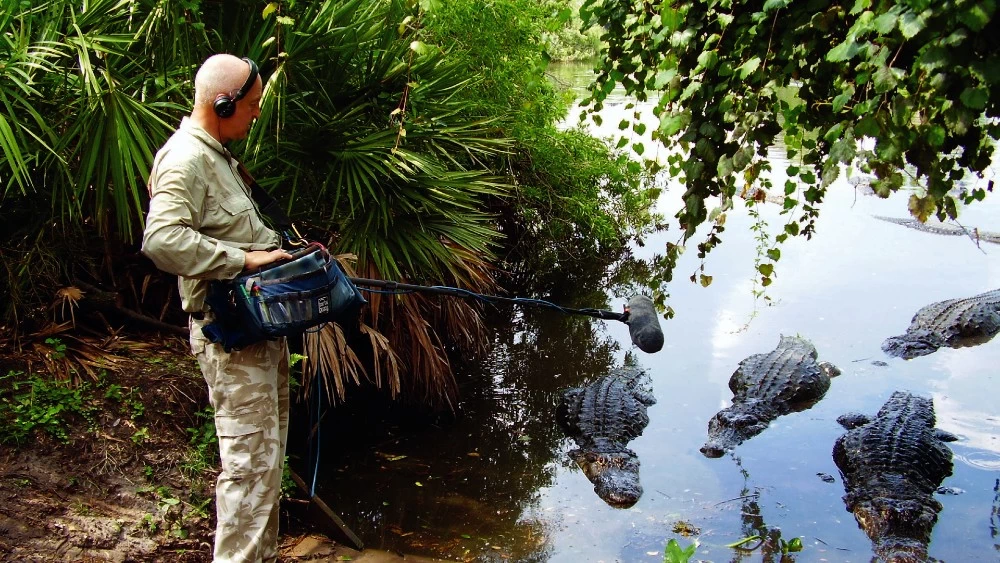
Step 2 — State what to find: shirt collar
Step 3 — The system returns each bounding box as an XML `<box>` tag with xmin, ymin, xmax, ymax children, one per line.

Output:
<box><xmin>179</xmin><ymin>116</ymin><xmax>229</xmax><ymax>158</ymax></box>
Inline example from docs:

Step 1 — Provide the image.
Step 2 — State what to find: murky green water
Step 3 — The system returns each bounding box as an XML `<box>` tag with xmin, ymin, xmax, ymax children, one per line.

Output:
<box><xmin>309</xmin><ymin>62</ymin><xmax>1000</xmax><ymax>562</ymax></box>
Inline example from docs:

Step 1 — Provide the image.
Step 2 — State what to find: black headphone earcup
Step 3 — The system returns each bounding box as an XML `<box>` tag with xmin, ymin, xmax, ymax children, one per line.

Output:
<box><xmin>214</xmin><ymin>94</ymin><xmax>236</xmax><ymax>118</ymax></box>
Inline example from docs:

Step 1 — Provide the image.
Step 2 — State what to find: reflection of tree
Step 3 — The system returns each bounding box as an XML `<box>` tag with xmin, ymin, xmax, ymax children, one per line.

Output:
<box><xmin>725</xmin><ymin>454</ymin><xmax>798</xmax><ymax>563</ymax></box>
<box><xmin>298</xmin><ymin>244</ymin><xmax>631</xmax><ymax>560</ymax></box>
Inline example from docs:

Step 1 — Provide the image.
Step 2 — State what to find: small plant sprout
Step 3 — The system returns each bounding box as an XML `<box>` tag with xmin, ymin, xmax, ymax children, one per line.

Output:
<box><xmin>663</xmin><ymin>538</ymin><xmax>698</xmax><ymax>563</ymax></box>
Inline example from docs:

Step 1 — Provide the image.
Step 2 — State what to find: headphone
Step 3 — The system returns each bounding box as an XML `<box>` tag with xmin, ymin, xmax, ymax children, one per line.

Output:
<box><xmin>213</xmin><ymin>58</ymin><xmax>259</xmax><ymax>118</ymax></box>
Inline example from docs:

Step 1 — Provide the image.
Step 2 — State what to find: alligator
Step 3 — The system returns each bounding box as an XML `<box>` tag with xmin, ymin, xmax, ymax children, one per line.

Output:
<box><xmin>556</xmin><ymin>366</ymin><xmax>656</xmax><ymax>508</ymax></box>
<box><xmin>700</xmin><ymin>335</ymin><xmax>840</xmax><ymax>458</ymax></box>
<box><xmin>833</xmin><ymin>391</ymin><xmax>958</xmax><ymax>562</ymax></box>
<box><xmin>881</xmin><ymin>289</ymin><xmax>1000</xmax><ymax>359</ymax></box>
<box><xmin>873</xmin><ymin>215</ymin><xmax>1000</xmax><ymax>245</ymax></box>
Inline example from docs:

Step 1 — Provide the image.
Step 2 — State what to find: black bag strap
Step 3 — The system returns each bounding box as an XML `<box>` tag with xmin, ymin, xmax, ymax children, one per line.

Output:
<box><xmin>235</xmin><ymin>160</ymin><xmax>308</xmax><ymax>247</ymax></box>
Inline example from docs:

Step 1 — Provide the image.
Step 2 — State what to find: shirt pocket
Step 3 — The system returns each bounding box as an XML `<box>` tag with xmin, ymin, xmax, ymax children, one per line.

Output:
<box><xmin>203</xmin><ymin>194</ymin><xmax>255</xmax><ymax>239</ymax></box>
<box><xmin>219</xmin><ymin>194</ymin><xmax>253</xmax><ymax>215</ymax></box>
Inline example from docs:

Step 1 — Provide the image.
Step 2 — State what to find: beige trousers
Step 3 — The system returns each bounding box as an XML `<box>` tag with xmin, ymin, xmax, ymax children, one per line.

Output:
<box><xmin>191</xmin><ymin>316</ymin><xmax>290</xmax><ymax>563</ymax></box>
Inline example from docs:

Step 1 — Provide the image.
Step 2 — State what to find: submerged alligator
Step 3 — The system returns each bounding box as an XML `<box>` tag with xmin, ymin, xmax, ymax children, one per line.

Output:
<box><xmin>873</xmin><ymin>215</ymin><xmax>1000</xmax><ymax>245</ymax></box>
<box><xmin>833</xmin><ymin>391</ymin><xmax>957</xmax><ymax>562</ymax></box>
<box><xmin>882</xmin><ymin>289</ymin><xmax>1000</xmax><ymax>359</ymax></box>
<box><xmin>556</xmin><ymin>367</ymin><xmax>655</xmax><ymax>508</ymax></box>
<box><xmin>700</xmin><ymin>335</ymin><xmax>840</xmax><ymax>458</ymax></box>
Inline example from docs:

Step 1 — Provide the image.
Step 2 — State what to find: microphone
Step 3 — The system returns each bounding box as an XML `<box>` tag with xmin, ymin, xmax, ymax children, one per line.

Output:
<box><xmin>625</xmin><ymin>295</ymin><xmax>664</xmax><ymax>353</ymax></box>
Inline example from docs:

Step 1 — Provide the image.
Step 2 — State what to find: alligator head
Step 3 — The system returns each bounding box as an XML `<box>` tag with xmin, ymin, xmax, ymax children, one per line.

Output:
<box><xmin>849</xmin><ymin>495</ymin><xmax>941</xmax><ymax>562</ymax></box>
<box><xmin>880</xmin><ymin>329</ymin><xmax>945</xmax><ymax>359</ymax></box>
<box><xmin>700</xmin><ymin>404</ymin><xmax>770</xmax><ymax>458</ymax></box>
<box><xmin>568</xmin><ymin>448</ymin><xmax>642</xmax><ymax>508</ymax></box>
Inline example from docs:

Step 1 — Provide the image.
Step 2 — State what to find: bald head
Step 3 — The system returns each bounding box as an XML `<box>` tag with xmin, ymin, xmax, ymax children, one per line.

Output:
<box><xmin>194</xmin><ymin>54</ymin><xmax>256</xmax><ymax>107</ymax></box>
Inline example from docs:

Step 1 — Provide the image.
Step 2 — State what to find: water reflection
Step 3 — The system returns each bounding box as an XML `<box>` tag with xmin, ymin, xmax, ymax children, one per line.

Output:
<box><xmin>719</xmin><ymin>454</ymin><xmax>804</xmax><ymax>563</ymax></box>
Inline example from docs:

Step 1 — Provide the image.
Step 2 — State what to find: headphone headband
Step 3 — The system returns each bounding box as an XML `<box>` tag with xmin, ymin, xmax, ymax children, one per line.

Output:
<box><xmin>231</xmin><ymin>58</ymin><xmax>259</xmax><ymax>104</ymax></box>
<box><xmin>213</xmin><ymin>57</ymin><xmax>259</xmax><ymax>118</ymax></box>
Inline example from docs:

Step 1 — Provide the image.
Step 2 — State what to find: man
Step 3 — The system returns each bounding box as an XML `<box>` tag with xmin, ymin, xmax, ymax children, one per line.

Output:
<box><xmin>142</xmin><ymin>54</ymin><xmax>293</xmax><ymax>563</ymax></box>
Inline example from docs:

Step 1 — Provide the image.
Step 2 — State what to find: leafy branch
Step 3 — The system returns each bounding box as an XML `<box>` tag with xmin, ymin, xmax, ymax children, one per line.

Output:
<box><xmin>581</xmin><ymin>0</ymin><xmax>999</xmax><ymax>294</ymax></box>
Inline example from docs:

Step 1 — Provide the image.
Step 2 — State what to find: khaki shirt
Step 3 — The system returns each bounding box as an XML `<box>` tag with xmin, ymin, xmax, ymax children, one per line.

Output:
<box><xmin>142</xmin><ymin>117</ymin><xmax>281</xmax><ymax>312</ymax></box>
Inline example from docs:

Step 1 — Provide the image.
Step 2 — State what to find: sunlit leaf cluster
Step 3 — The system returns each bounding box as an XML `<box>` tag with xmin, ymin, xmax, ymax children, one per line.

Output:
<box><xmin>581</xmin><ymin>0</ymin><xmax>999</xmax><ymax>292</ymax></box>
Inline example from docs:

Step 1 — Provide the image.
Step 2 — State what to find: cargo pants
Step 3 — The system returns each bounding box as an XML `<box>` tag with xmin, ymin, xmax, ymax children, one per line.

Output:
<box><xmin>191</xmin><ymin>315</ymin><xmax>290</xmax><ymax>563</ymax></box>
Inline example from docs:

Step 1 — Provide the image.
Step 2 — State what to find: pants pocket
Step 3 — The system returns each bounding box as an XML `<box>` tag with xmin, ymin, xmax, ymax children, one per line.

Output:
<box><xmin>215</xmin><ymin>409</ymin><xmax>266</xmax><ymax>478</ymax></box>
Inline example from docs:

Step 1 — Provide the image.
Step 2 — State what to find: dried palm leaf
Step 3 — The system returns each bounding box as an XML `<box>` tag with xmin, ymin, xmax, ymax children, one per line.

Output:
<box><xmin>302</xmin><ymin>322</ymin><xmax>367</xmax><ymax>404</ymax></box>
<box><xmin>27</xmin><ymin>322</ymin><xmax>125</xmax><ymax>385</ymax></box>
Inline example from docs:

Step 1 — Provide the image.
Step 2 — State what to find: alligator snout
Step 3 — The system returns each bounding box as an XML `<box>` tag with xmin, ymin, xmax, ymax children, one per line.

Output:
<box><xmin>699</xmin><ymin>443</ymin><xmax>726</xmax><ymax>458</ymax></box>
<box><xmin>592</xmin><ymin>460</ymin><xmax>642</xmax><ymax>509</ymax></box>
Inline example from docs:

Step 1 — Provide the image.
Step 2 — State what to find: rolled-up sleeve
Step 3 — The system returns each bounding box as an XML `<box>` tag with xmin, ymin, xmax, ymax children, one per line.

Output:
<box><xmin>142</xmin><ymin>158</ymin><xmax>245</xmax><ymax>281</ymax></box>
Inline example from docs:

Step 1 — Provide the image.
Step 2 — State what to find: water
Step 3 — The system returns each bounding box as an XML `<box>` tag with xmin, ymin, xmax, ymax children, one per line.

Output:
<box><xmin>311</xmin><ymin>62</ymin><xmax>1000</xmax><ymax>562</ymax></box>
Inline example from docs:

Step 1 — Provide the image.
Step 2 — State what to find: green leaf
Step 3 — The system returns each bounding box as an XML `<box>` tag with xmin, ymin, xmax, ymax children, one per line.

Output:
<box><xmin>718</xmin><ymin>156</ymin><xmax>734</xmax><ymax>178</ymax></box>
<box><xmin>873</xmin><ymin>66</ymin><xmax>898</xmax><ymax>93</ymax></box>
<box><xmin>766</xmin><ymin>248</ymin><xmax>781</xmax><ymax>260</ymax></box>
<box><xmin>758</xmin><ymin>263</ymin><xmax>774</xmax><ymax>277</ymax></box>
<box><xmin>785</xmin><ymin>537</ymin><xmax>804</xmax><ymax>553</ymax></box>
<box><xmin>873</xmin><ymin>12</ymin><xmax>897</xmax><ymax>33</ymax></box>
<box><xmin>680</xmin><ymin>80</ymin><xmax>702</xmax><ymax>101</ymax></box>
<box><xmin>738</xmin><ymin>56</ymin><xmax>762</xmax><ymax>79</ymax></box>
<box><xmin>696</xmin><ymin>51</ymin><xmax>719</xmax><ymax>71</ymax></box>
<box><xmin>960</xmin><ymin>87</ymin><xmax>988</xmax><ymax>110</ymax></box>
<box><xmin>700</xmin><ymin>274</ymin><xmax>713</xmax><ymax>287</ymax></box>
<box><xmin>856</xmin><ymin>116</ymin><xmax>880</xmax><ymax>137</ymax></box>
<box><xmin>827</xmin><ymin>40</ymin><xmax>861</xmax><ymax>62</ymax></box>
<box><xmin>830</xmin><ymin>138</ymin><xmax>856</xmax><ymax>163</ymax></box>
<box><xmin>899</xmin><ymin>10</ymin><xmax>925</xmax><ymax>38</ymax></box>
<box><xmin>908</xmin><ymin>194</ymin><xmax>936</xmax><ymax>221</ymax></box>
<box><xmin>821</xmin><ymin>160</ymin><xmax>840</xmax><ymax>186</ymax></box>
<box><xmin>764</xmin><ymin>0</ymin><xmax>791</xmax><ymax>11</ymax></box>
<box><xmin>410</xmin><ymin>40</ymin><xmax>430</xmax><ymax>55</ymax></box>
<box><xmin>659</xmin><ymin>112</ymin><xmax>690</xmax><ymax>137</ymax></box>
<box><xmin>654</xmin><ymin>68</ymin><xmax>677</xmax><ymax>89</ymax></box>
<box><xmin>926</xmin><ymin>124</ymin><xmax>946</xmax><ymax>147</ymax></box>
<box><xmin>958</xmin><ymin>1</ymin><xmax>995</xmax><ymax>31</ymax></box>
<box><xmin>917</xmin><ymin>46</ymin><xmax>949</xmax><ymax>72</ymax></box>
<box><xmin>618</xmin><ymin>119</ymin><xmax>630</xmax><ymax>130</ymax></box>
<box><xmin>262</xmin><ymin>2</ymin><xmax>278</xmax><ymax>19</ymax></box>
<box><xmin>832</xmin><ymin>85</ymin><xmax>855</xmax><ymax>113</ymax></box>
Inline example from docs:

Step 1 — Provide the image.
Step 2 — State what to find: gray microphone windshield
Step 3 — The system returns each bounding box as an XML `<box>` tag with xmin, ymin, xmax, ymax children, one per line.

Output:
<box><xmin>626</xmin><ymin>295</ymin><xmax>664</xmax><ymax>353</ymax></box>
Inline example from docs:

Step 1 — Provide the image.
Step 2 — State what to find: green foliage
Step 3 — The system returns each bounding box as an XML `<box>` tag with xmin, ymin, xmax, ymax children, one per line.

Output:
<box><xmin>423</xmin><ymin>0</ymin><xmax>563</xmax><ymax>130</ymax></box>
<box><xmin>1</xmin><ymin>0</ymin><xmax>657</xmax><ymax>405</ymax></box>
<box><xmin>513</xmin><ymin>126</ymin><xmax>659</xmax><ymax>261</ymax></box>
<box><xmin>45</xmin><ymin>338</ymin><xmax>66</xmax><ymax>360</ymax></box>
<box><xmin>663</xmin><ymin>538</ymin><xmax>698</xmax><ymax>563</ymax></box>
<box><xmin>582</xmin><ymin>0</ymin><xmax>999</xmax><ymax>292</ymax></box>
<box><xmin>0</xmin><ymin>370</ymin><xmax>97</xmax><ymax>444</ymax></box>
<box><xmin>542</xmin><ymin>0</ymin><xmax>603</xmax><ymax>62</ymax></box>
<box><xmin>781</xmin><ymin>536</ymin><xmax>804</xmax><ymax>554</ymax></box>
<box><xmin>421</xmin><ymin>0</ymin><xmax>657</xmax><ymax>260</ymax></box>
<box><xmin>182</xmin><ymin>407</ymin><xmax>219</xmax><ymax>478</ymax></box>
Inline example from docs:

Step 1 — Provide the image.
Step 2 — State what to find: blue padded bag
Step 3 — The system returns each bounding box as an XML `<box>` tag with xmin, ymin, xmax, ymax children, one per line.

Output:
<box><xmin>203</xmin><ymin>243</ymin><xmax>366</xmax><ymax>351</ymax></box>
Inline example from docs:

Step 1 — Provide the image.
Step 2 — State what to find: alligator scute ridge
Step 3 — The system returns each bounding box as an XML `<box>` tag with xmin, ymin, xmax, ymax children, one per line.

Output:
<box><xmin>700</xmin><ymin>335</ymin><xmax>840</xmax><ymax>458</ymax></box>
<box><xmin>556</xmin><ymin>367</ymin><xmax>655</xmax><ymax>508</ymax></box>
<box><xmin>882</xmin><ymin>288</ymin><xmax>1000</xmax><ymax>359</ymax></box>
<box><xmin>833</xmin><ymin>391</ymin><xmax>957</xmax><ymax>562</ymax></box>
<box><xmin>872</xmin><ymin>214</ymin><xmax>1000</xmax><ymax>245</ymax></box>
